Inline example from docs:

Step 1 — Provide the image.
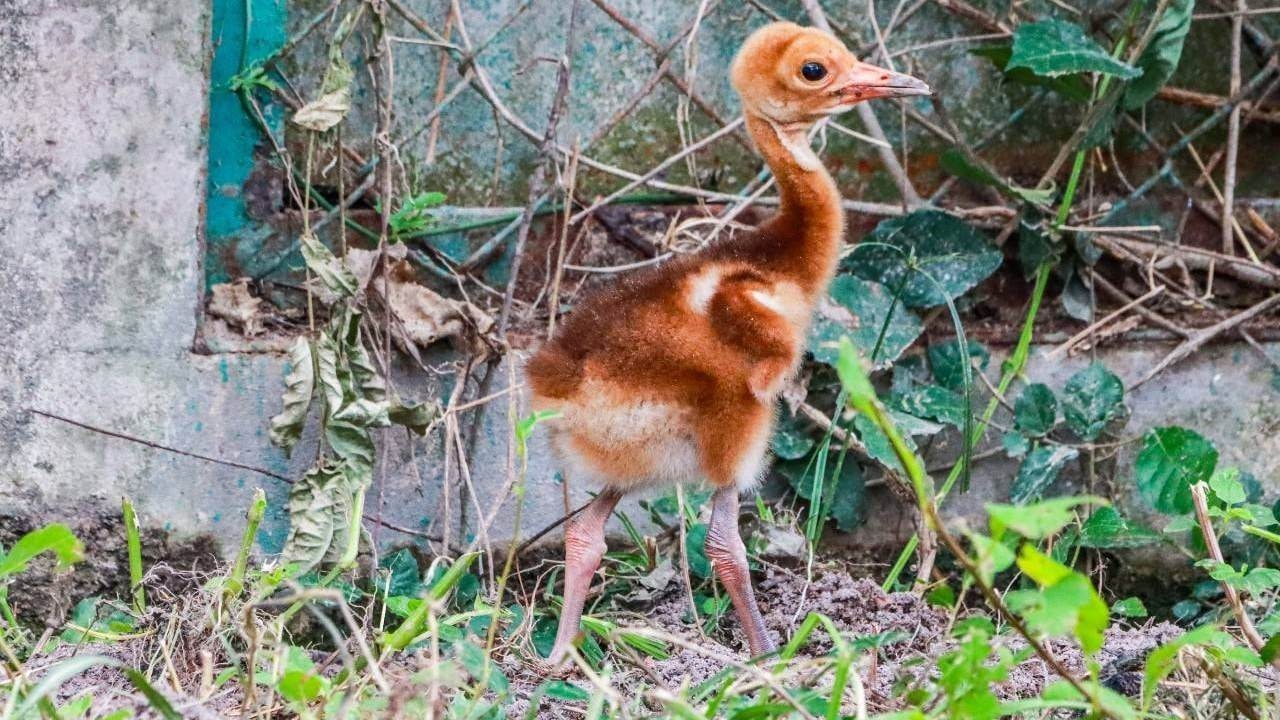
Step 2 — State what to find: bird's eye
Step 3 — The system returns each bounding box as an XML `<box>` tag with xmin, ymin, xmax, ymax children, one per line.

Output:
<box><xmin>800</xmin><ymin>62</ymin><xmax>827</xmax><ymax>82</ymax></box>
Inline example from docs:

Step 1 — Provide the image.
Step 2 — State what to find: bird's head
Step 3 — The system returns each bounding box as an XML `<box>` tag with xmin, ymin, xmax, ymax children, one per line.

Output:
<box><xmin>731</xmin><ymin>22</ymin><xmax>930</xmax><ymax>129</ymax></box>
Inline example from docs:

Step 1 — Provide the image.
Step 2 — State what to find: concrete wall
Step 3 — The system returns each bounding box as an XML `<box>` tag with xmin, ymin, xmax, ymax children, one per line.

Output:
<box><xmin>1</xmin><ymin>0</ymin><xmax>1278</xmax><ymax>569</ymax></box>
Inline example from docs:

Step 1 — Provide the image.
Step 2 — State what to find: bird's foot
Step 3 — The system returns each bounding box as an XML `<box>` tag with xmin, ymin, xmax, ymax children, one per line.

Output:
<box><xmin>533</xmin><ymin>652</ymin><xmax>577</xmax><ymax>679</ymax></box>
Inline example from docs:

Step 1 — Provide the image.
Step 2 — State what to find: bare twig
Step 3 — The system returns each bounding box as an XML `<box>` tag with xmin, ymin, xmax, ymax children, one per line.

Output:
<box><xmin>1045</xmin><ymin>285</ymin><xmax>1167</xmax><ymax>360</ymax></box>
<box><xmin>1155</xmin><ymin>86</ymin><xmax>1280</xmax><ymax>124</ymax></box>
<box><xmin>586</xmin><ymin>0</ymin><xmax>751</xmax><ymax>150</ymax></box>
<box><xmin>796</xmin><ymin>402</ymin><xmax>870</xmax><ymax>456</ymax></box>
<box><xmin>1222</xmin><ymin>0</ymin><xmax>1246</xmax><ymax>255</ymax></box>
<box><xmin>1116</xmin><ymin>58</ymin><xmax>1279</xmax><ymax>214</ymax></box>
<box><xmin>1092</xmin><ymin>272</ymin><xmax>1191</xmax><ymax>338</ymax></box>
<box><xmin>1133</xmin><ymin>293</ymin><xmax>1280</xmax><ymax>389</ymax></box>
<box><xmin>28</xmin><ymin>408</ymin><xmax>292</xmax><ymax>483</ymax></box>
<box><xmin>493</xmin><ymin>0</ymin><xmax>579</xmax><ymax>335</ymax></box>
<box><xmin>569</xmin><ymin>119</ymin><xmax>746</xmax><ymax>225</ymax></box>
<box><xmin>1093</xmin><ymin>234</ymin><xmax>1280</xmax><ymax>290</ymax></box>
<box><xmin>1190</xmin><ymin>483</ymin><xmax>1272</xmax><ymax>656</ymax></box>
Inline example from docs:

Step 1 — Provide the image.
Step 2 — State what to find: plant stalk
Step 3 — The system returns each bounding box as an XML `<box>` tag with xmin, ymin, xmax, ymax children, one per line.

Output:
<box><xmin>121</xmin><ymin>497</ymin><xmax>145</xmax><ymax>615</ymax></box>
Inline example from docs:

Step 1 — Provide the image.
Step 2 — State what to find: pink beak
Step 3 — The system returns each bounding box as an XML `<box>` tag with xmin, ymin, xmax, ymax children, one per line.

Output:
<box><xmin>835</xmin><ymin>60</ymin><xmax>931</xmax><ymax>101</ymax></box>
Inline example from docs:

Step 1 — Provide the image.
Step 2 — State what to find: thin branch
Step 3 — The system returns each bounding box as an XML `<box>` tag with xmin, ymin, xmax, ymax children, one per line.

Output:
<box><xmin>1133</xmin><ymin>293</ymin><xmax>1280</xmax><ymax>389</ymax></box>
<box><xmin>1155</xmin><ymin>85</ymin><xmax>1280</xmax><ymax>125</ymax></box>
<box><xmin>1190</xmin><ymin>483</ymin><xmax>1272</xmax><ymax>657</ymax></box>
<box><xmin>1222</xmin><ymin>0</ymin><xmax>1246</xmax><ymax>255</ymax></box>
<box><xmin>1093</xmin><ymin>234</ymin><xmax>1280</xmax><ymax>290</ymax></box>
<box><xmin>28</xmin><ymin>408</ymin><xmax>292</xmax><ymax>483</ymax></box>
<box><xmin>1045</xmin><ymin>285</ymin><xmax>1166</xmax><ymax>360</ymax></box>
<box><xmin>493</xmin><ymin>0</ymin><xmax>579</xmax><ymax>335</ymax></box>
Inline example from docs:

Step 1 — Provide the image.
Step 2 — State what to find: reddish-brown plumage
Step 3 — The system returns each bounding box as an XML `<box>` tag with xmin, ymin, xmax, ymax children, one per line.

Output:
<box><xmin>533</xmin><ymin>21</ymin><xmax>931</xmax><ymax>665</ymax></box>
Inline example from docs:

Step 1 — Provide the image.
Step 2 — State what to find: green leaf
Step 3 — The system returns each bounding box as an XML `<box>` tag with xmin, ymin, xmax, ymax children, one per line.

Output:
<box><xmin>1202</xmin><ymin>561</ymin><xmax>1280</xmax><ymax>595</ymax></box>
<box><xmin>971</xmin><ymin>44</ymin><xmax>1091</xmax><ymax>101</ymax></box>
<box><xmin>809</xmin><ymin>275</ymin><xmax>923</xmax><ymax>366</ymax></box>
<box><xmin>515</xmin><ymin>409</ymin><xmax>560</xmax><ymax>459</ymax></box>
<box><xmin>1017</xmin><ymin>217</ymin><xmax>1061</xmax><ymax>278</ymax></box>
<box><xmin>388</xmin><ymin>192</ymin><xmax>447</xmax><ymax>238</ymax></box>
<box><xmin>1039</xmin><ymin>680</ymin><xmax>1136</xmax><ymax>720</ymax></box>
<box><xmin>300</xmin><ymin>231</ymin><xmax>359</xmax><ymax>297</ymax></box>
<box><xmin>988</xmin><ymin>496</ymin><xmax>1105</xmax><ymax>540</ymax></box>
<box><xmin>458</xmin><ymin>640</ymin><xmax>509</xmax><ymax>695</ymax></box>
<box><xmin>277</xmin><ymin>647</ymin><xmax>326</xmax><ymax>704</ymax></box>
<box><xmin>1014</xmin><ymin>545</ymin><xmax>1109</xmax><ymax>654</ymax></box>
<box><xmin>1262</xmin><ymin>635</ymin><xmax>1280</xmax><ymax>664</ymax></box>
<box><xmin>827</xmin><ymin>459</ymin><xmax>866</xmax><ymax>532</ymax></box>
<box><xmin>1013</xmin><ymin>383</ymin><xmax>1057</xmax><ymax>437</ymax></box>
<box><xmin>270</xmin><ymin>337</ymin><xmax>315</xmax><ymax>454</ymax></box>
<box><xmin>1124</xmin><ymin>0</ymin><xmax>1194</xmax><ymax>109</ymax></box>
<box><xmin>325</xmin><ymin>419</ymin><xmax>377</xmax><ymax>477</ymax></box>
<box><xmin>686</xmin><ymin>523</ymin><xmax>710</xmax><ymax>579</ymax></box>
<box><xmin>1009</xmin><ymin>184</ymin><xmax>1056</xmax><ymax>205</ymax></box>
<box><xmin>1111</xmin><ymin>597</ymin><xmax>1148</xmax><ymax>618</ymax></box>
<box><xmin>1002</xmin><ymin>431</ymin><xmax>1030</xmax><ymax>458</ymax></box>
<box><xmin>539</xmin><ymin>680</ymin><xmax>590</xmax><ymax>703</ymax></box>
<box><xmin>855</xmin><ymin>411</ymin><xmax>942</xmax><ymax>476</ymax></box>
<box><xmin>939</xmin><ymin>148</ymin><xmax>1002</xmax><ymax>187</ymax></box>
<box><xmin>835</xmin><ymin>337</ymin><xmax>877</xmax><ymax>408</ymax></box>
<box><xmin>1016</xmin><ymin>542</ymin><xmax>1072</xmax><ymax>586</ymax></box>
<box><xmin>58</xmin><ymin>694</ymin><xmax>92</xmax><ymax>719</ymax></box>
<box><xmin>891</xmin><ymin>384</ymin><xmax>967</xmax><ymax>428</ymax></box>
<box><xmin>1061</xmin><ymin>363</ymin><xmax>1126</xmax><ymax>441</ymax></box>
<box><xmin>1209</xmin><ymin>466</ymin><xmax>1246</xmax><ymax>505</ymax></box>
<box><xmin>277</xmin><ymin>669</ymin><xmax>324</xmax><ymax>704</ymax></box>
<box><xmin>0</xmin><ymin>524</ymin><xmax>83</xmax><ymax>580</ymax></box>
<box><xmin>332</xmin><ymin>310</ymin><xmax>386</xmax><ymax>405</ymax></box>
<box><xmin>928</xmin><ymin>340</ymin><xmax>989</xmax><ymax>392</ymax></box>
<box><xmin>382</xmin><ymin>595</ymin><xmax>420</xmax><ymax>619</ymax></box>
<box><xmin>1007</xmin><ymin>20</ymin><xmax>1142</xmax><ymax>79</ymax></box>
<box><xmin>1135</xmin><ymin>427</ymin><xmax>1218</xmax><ymax>514</ymax></box>
<box><xmin>780</xmin><ymin>448</ymin><xmax>866</xmax><ymax>532</ymax></box>
<box><xmin>382</xmin><ymin>552</ymin><xmax>481</xmax><ymax>651</ymax></box>
<box><xmin>1010</xmin><ymin>445</ymin><xmax>1079</xmax><ymax>504</ymax></box>
<box><xmin>1076</xmin><ymin>506</ymin><xmax>1160</xmax><ymax>548</ymax></box>
<box><xmin>842</xmin><ymin>210</ymin><xmax>1002</xmax><ymax>308</ymax></box>
<box><xmin>388</xmin><ymin>399</ymin><xmax>439</xmax><ymax>435</ymax></box>
<box><xmin>315</xmin><ymin>311</ymin><xmax>389</xmax><ymax>476</ymax></box>
<box><xmin>939</xmin><ymin>148</ymin><xmax>1055</xmax><ymax>204</ymax></box>
<box><xmin>1144</xmin><ymin>625</ymin><xmax>1234</xmax><ymax>708</ymax></box>
<box><xmin>379</xmin><ymin>549</ymin><xmax>422</xmax><ymax>598</ymax></box>
<box><xmin>1060</xmin><ymin>264</ymin><xmax>1095</xmax><ymax>321</ymax></box>
<box><xmin>281</xmin><ymin>461</ymin><xmax>361</xmax><ymax>573</ymax></box>
<box><xmin>967</xmin><ymin>532</ymin><xmax>1016</xmax><ymax>586</ymax></box>
<box><xmin>60</xmin><ymin>598</ymin><xmax>100</xmax><ymax>643</ymax></box>
<box><xmin>933</xmin><ymin>621</ymin><xmax>1014</xmax><ymax>717</ymax></box>
<box><xmin>770</xmin><ymin>411</ymin><xmax>814</xmax><ymax>460</ymax></box>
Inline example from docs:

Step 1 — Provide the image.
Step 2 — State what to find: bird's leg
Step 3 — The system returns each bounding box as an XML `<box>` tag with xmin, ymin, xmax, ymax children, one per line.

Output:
<box><xmin>547</xmin><ymin>488</ymin><xmax>623</xmax><ymax>665</ymax></box>
<box><xmin>705</xmin><ymin>485</ymin><xmax>776</xmax><ymax>657</ymax></box>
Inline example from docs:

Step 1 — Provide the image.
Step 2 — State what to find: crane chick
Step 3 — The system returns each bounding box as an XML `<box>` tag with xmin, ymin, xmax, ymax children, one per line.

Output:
<box><xmin>526</xmin><ymin>21</ymin><xmax>931</xmax><ymax>663</ymax></box>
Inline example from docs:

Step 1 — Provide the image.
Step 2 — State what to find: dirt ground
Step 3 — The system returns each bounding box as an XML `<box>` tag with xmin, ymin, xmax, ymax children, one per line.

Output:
<box><xmin>27</xmin><ymin>560</ymin><xmax>1189</xmax><ymax>718</ymax></box>
<box><xmin>500</xmin><ymin>563</ymin><xmax>1186</xmax><ymax>718</ymax></box>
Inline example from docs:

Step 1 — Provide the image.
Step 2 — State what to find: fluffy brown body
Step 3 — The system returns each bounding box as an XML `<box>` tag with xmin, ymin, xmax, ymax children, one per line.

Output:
<box><xmin>526</xmin><ymin>114</ymin><xmax>841</xmax><ymax>491</ymax></box>
<box><xmin>527</xmin><ymin>22</ymin><xmax>931</xmax><ymax>665</ymax></box>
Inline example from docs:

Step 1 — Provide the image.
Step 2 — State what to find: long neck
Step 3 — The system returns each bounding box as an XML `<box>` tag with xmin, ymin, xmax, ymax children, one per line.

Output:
<box><xmin>742</xmin><ymin>113</ymin><xmax>845</xmax><ymax>296</ymax></box>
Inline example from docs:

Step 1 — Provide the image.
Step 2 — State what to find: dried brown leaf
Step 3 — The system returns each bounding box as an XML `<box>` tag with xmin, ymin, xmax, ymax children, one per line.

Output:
<box><xmin>344</xmin><ymin>248</ymin><xmax>494</xmax><ymax>356</ymax></box>
<box><xmin>208</xmin><ymin>279</ymin><xmax>265</xmax><ymax>336</ymax></box>
<box><xmin>292</xmin><ymin>86</ymin><xmax>351</xmax><ymax>132</ymax></box>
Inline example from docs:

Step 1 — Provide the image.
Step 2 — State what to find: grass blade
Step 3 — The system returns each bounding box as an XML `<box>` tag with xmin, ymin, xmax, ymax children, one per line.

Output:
<box><xmin>16</xmin><ymin>656</ymin><xmax>179</xmax><ymax>720</ymax></box>
<box><xmin>121</xmin><ymin>498</ymin><xmax>145</xmax><ymax>615</ymax></box>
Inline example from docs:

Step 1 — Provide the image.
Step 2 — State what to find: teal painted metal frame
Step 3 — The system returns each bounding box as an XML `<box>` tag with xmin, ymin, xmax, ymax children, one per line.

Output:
<box><xmin>206</xmin><ymin>0</ymin><xmax>288</xmax><ymax>288</ymax></box>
